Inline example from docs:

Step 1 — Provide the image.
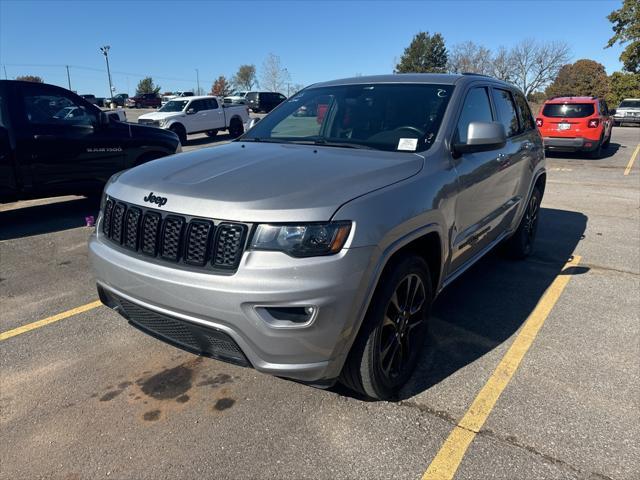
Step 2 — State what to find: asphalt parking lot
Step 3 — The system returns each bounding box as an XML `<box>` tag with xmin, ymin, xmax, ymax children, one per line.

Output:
<box><xmin>1</xmin><ymin>124</ymin><xmax>638</xmax><ymax>479</ymax></box>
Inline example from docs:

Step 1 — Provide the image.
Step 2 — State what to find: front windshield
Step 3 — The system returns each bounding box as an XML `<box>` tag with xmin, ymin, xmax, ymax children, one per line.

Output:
<box><xmin>159</xmin><ymin>100</ymin><xmax>189</xmax><ymax>112</ymax></box>
<box><xmin>241</xmin><ymin>83</ymin><xmax>454</xmax><ymax>152</ymax></box>
<box><xmin>619</xmin><ymin>100</ymin><xmax>640</xmax><ymax>108</ymax></box>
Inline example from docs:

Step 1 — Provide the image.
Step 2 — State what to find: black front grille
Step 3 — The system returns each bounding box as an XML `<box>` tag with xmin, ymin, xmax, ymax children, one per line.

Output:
<box><xmin>104</xmin><ymin>291</ymin><xmax>249</xmax><ymax>367</ymax></box>
<box><xmin>101</xmin><ymin>197</ymin><xmax>248</xmax><ymax>272</ymax></box>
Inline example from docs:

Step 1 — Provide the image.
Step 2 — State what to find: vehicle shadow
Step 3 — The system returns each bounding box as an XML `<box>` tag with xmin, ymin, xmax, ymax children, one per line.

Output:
<box><xmin>545</xmin><ymin>142</ymin><xmax>622</xmax><ymax>160</ymax></box>
<box><xmin>0</xmin><ymin>196</ymin><xmax>100</xmax><ymax>240</ymax></box>
<box><xmin>184</xmin><ymin>133</ymin><xmax>233</xmax><ymax>148</ymax></box>
<box><xmin>398</xmin><ymin>207</ymin><xmax>588</xmax><ymax>400</ymax></box>
<box><xmin>330</xmin><ymin>207</ymin><xmax>588</xmax><ymax>401</ymax></box>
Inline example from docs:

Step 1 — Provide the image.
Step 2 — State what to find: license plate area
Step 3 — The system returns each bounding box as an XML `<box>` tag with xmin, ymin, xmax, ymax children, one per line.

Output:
<box><xmin>557</xmin><ymin>123</ymin><xmax>571</xmax><ymax>131</ymax></box>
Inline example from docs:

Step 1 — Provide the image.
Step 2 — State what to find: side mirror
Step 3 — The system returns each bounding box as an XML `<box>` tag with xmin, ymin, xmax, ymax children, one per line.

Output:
<box><xmin>186</xmin><ymin>108</ymin><xmax>196</xmax><ymax>115</ymax></box>
<box><xmin>454</xmin><ymin>121</ymin><xmax>506</xmax><ymax>154</ymax></box>
<box><xmin>245</xmin><ymin>117</ymin><xmax>261</xmax><ymax>130</ymax></box>
<box><xmin>99</xmin><ymin>111</ymin><xmax>110</xmax><ymax>126</ymax></box>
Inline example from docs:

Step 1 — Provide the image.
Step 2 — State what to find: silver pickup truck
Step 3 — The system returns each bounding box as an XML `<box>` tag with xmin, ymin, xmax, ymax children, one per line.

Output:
<box><xmin>90</xmin><ymin>73</ymin><xmax>545</xmax><ymax>400</ymax></box>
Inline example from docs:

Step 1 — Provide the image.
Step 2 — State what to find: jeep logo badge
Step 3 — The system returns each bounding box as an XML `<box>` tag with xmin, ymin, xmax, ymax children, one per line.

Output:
<box><xmin>143</xmin><ymin>192</ymin><xmax>168</xmax><ymax>207</ymax></box>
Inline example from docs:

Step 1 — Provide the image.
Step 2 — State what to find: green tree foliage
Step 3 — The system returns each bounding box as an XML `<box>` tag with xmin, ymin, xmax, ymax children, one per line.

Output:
<box><xmin>545</xmin><ymin>59</ymin><xmax>610</xmax><ymax>99</ymax></box>
<box><xmin>232</xmin><ymin>64</ymin><xmax>257</xmax><ymax>90</ymax></box>
<box><xmin>16</xmin><ymin>75</ymin><xmax>43</xmax><ymax>83</ymax></box>
<box><xmin>136</xmin><ymin>77</ymin><xmax>161</xmax><ymax>95</ymax></box>
<box><xmin>606</xmin><ymin>0</ymin><xmax>640</xmax><ymax>73</ymax></box>
<box><xmin>395</xmin><ymin>32</ymin><xmax>447</xmax><ymax>73</ymax></box>
<box><xmin>210</xmin><ymin>76</ymin><xmax>233</xmax><ymax>97</ymax></box>
<box><xmin>607</xmin><ymin>71</ymin><xmax>640</xmax><ymax>106</ymax></box>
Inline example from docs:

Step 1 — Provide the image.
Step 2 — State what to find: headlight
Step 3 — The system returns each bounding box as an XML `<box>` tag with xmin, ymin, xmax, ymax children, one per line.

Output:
<box><xmin>100</xmin><ymin>170</ymin><xmax>127</xmax><ymax>212</ymax></box>
<box><xmin>160</xmin><ymin>118</ymin><xmax>171</xmax><ymax>127</ymax></box>
<box><xmin>250</xmin><ymin>222</ymin><xmax>352</xmax><ymax>257</ymax></box>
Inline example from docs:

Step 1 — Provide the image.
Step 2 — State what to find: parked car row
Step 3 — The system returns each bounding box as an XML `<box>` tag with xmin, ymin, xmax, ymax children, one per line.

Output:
<box><xmin>223</xmin><ymin>91</ymin><xmax>287</xmax><ymax>113</ymax></box>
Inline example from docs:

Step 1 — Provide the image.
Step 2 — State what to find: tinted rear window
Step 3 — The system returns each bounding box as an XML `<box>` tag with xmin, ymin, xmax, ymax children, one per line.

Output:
<box><xmin>542</xmin><ymin>103</ymin><xmax>594</xmax><ymax>118</ymax></box>
<box><xmin>246</xmin><ymin>92</ymin><xmax>258</xmax><ymax>100</ymax></box>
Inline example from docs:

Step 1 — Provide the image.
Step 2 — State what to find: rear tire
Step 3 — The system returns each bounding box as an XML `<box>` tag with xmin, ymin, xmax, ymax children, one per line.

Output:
<box><xmin>340</xmin><ymin>254</ymin><xmax>432</xmax><ymax>400</ymax></box>
<box><xmin>504</xmin><ymin>186</ymin><xmax>541</xmax><ymax>259</ymax></box>
<box><xmin>228</xmin><ymin>119</ymin><xmax>244</xmax><ymax>138</ymax></box>
<box><xmin>589</xmin><ymin>140</ymin><xmax>603</xmax><ymax>159</ymax></box>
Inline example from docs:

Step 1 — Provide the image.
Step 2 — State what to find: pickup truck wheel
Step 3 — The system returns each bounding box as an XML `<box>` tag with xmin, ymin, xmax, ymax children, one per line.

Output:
<box><xmin>340</xmin><ymin>255</ymin><xmax>432</xmax><ymax>400</ymax></box>
<box><xmin>205</xmin><ymin>129</ymin><xmax>218</xmax><ymax>138</ymax></box>
<box><xmin>504</xmin><ymin>186</ymin><xmax>541</xmax><ymax>259</ymax></box>
<box><xmin>229</xmin><ymin>119</ymin><xmax>244</xmax><ymax>138</ymax></box>
<box><xmin>170</xmin><ymin>124</ymin><xmax>187</xmax><ymax>145</ymax></box>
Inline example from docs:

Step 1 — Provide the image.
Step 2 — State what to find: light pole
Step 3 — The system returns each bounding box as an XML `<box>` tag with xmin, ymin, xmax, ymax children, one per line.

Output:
<box><xmin>195</xmin><ymin>69</ymin><xmax>200</xmax><ymax>95</ymax></box>
<box><xmin>100</xmin><ymin>45</ymin><xmax>114</xmax><ymax>99</ymax></box>
<box><xmin>282</xmin><ymin>68</ymin><xmax>290</xmax><ymax>96</ymax></box>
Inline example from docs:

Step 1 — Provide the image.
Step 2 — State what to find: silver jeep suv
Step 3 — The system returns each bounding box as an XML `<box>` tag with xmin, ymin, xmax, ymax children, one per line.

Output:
<box><xmin>90</xmin><ymin>74</ymin><xmax>545</xmax><ymax>399</ymax></box>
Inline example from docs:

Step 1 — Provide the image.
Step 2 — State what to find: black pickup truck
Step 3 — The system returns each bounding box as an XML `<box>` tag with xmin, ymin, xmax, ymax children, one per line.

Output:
<box><xmin>0</xmin><ymin>80</ymin><xmax>181</xmax><ymax>203</ymax></box>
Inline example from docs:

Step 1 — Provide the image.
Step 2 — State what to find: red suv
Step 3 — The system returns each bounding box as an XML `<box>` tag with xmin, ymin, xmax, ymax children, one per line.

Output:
<box><xmin>536</xmin><ymin>96</ymin><xmax>612</xmax><ymax>158</ymax></box>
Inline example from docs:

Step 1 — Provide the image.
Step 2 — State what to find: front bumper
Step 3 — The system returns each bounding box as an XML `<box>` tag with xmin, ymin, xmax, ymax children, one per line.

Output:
<box><xmin>614</xmin><ymin>115</ymin><xmax>640</xmax><ymax>124</ymax></box>
<box><xmin>89</xmin><ymin>233</ymin><xmax>375</xmax><ymax>383</ymax></box>
<box><xmin>542</xmin><ymin>136</ymin><xmax>600</xmax><ymax>152</ymax></box>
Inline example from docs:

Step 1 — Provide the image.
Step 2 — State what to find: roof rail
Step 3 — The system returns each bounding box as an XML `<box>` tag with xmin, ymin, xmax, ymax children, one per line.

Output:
<box><xmin>461</xmin><ymin>72</ymin><xmax>493</xmax><ymax>78</ymax></box>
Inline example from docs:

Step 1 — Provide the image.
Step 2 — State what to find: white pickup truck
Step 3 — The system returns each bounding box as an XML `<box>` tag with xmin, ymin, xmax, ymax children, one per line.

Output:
<box><xmin>138</xmin><ymin>95</ymin><xmax>249</xmax><ymax>144</ymax></box>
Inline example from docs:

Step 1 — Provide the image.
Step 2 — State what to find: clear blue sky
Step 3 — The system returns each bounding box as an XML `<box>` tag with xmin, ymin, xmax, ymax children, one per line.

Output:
<box><xmin>0</xmin><ymin>0</ymin><xmax>625</xmax><ymax>97</ymax></box>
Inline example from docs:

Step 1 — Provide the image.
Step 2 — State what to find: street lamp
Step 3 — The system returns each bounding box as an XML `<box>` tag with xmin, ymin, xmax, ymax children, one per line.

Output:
<box><xmin>195</xmin><ymin>69</ymin><xmax>200</xmax><ymax>95</ymax></box>
<box><xmin>282</xmin><ymin>67</ymin><xmax>290</xmax><ymax>96</ymax></box>
<box><xmin>100</xmin><ymin>45</ymin><xmax>114</xmax><ymax>100</ymax></box>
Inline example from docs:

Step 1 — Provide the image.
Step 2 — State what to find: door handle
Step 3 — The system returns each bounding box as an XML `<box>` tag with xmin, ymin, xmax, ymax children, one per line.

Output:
<box><xmin>33</xmin><ymin>134</ymin><xmax>56</xmax><ymax>140</ymax></box>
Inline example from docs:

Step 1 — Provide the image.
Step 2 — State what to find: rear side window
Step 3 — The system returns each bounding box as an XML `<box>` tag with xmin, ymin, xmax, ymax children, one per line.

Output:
<box><xmin>22</xmin><ymin>86</ymin><xmax>97</xmax><ymax>126</ymax></box>
<box><xmin>246</xmin><ymin>92</ymin><xmax>257</xmax><ymax>101</ymax></box>
<box><xmin>492</xmin><ymin>88</ymin><xmax>519</xmax><ymax>137</ymax></box>
<box><xmin>542</xmin><ymin>103</ymin><xmax>595</xmax><ymax>118</ymax></box>
<box><xmin>207</xmin><ymin>98</ymin><xmax>218</xmax><ymax>109</ymax></box>
<box><xmin>514</xmin><ymin>92</ymin><xmax>535</xmax><ymax>132</ymax></box>
<box><xmin>457</xmin><ymin>87</ymin><xmax>494</xmax><ymax>143</ymax></box>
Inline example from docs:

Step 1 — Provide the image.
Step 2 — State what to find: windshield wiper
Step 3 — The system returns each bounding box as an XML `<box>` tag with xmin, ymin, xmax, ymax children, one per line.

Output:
<box><xmin>287</xmin><ymin>137</ymin><xmax>374</xmax><ymax>150</ymax></box>
<box><xmin>239</xmin><ymin>137</ymin><xmax>286</xmax><ymax>143</ymax></box>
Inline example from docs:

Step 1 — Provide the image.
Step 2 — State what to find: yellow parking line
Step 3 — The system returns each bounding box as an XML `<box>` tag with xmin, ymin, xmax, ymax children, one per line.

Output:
<box><xmin>0</xmin><ymin>300</ymin><xmax>102</xmax><ymax>341</ymax></box>
<box><xmin>422</xmin><ymin>255</ymin><xmax>581</xmax><ymax>480</ymax></box>
<box><xmin>624</xmin><ymin>144</ymin><xmax>639</xmax><ymax>176</ymax></box>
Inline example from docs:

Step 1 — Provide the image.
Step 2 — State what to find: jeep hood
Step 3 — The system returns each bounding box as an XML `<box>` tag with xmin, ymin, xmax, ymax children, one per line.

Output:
<box><xmin>107</xmin><ymin>141</ymin><xmax>424</xmax><ymax>223</ymax></box>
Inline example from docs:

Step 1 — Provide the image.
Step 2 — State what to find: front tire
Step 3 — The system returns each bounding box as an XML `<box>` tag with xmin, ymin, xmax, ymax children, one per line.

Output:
<box><xmin>169</xmin><ymin>124</ymin><xmax>187</xmax><ymax>145</ymax></box>
<box><xmin>504</xmin><ymin>186</ymin><xmax>541</xmax><ymax>259</ymax></box>
<box><xmin>340</xmin><ymin>255</ymin><xmax>432</xmax><ymax>400</ymax></box>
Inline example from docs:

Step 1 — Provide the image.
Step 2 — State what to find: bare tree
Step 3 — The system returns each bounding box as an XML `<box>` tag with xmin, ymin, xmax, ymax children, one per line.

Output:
<box><xmin>509</xmin><ymin>39</ymin><xmax>570</xmax><ymax>97</ymax></box>
<box><xmin>261</xmin><ymin>53</ymin><xmax>290</xmax><ymax>92</ymax></box>
<box><xmin>448</xmin><ymin>41</ymin><xmax>493</xmax><ymax>75</ymax></box>
<box><xmin>491</xmin><ymin>46</ymin><xmax>515</xmax><ymax>82</ymax></box>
